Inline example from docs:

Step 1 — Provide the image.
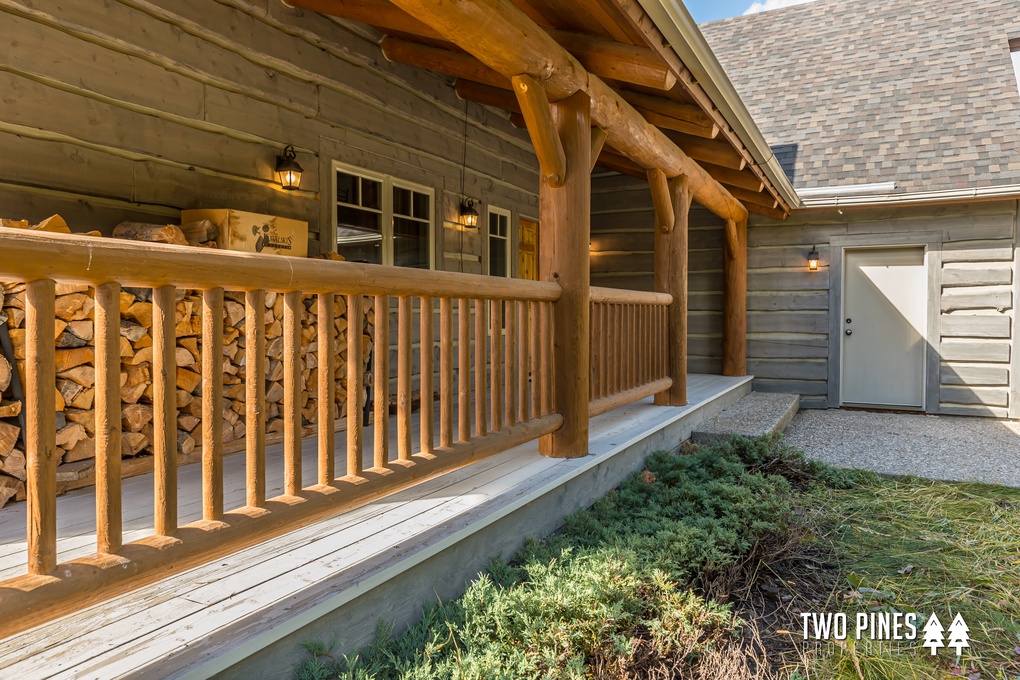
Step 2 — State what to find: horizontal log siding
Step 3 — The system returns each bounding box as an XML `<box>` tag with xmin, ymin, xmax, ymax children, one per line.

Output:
<box><xmin>751</xmin><ymin>203</ymin><xmax>1019</xmax><ymax>414</ymax></box>
<box><xmin>591</xmin><ymin>174</ymin><xmax>724</xmax><ymax>376</ymax></box>
<box><xmin>592</xmin><ymin>173</ymin><xmax>1020</xmax><ymax>416</ymax></box>
<box><xmin>0</xmin><ymin>0</ymin><xmax>539</xmax><ymax>260</ymax></box>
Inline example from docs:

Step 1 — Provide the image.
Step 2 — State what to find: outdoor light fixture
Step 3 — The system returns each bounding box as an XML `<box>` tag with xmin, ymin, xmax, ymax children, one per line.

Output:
<box><xmin>460</xmin><ymin>198</ymin><xmax>479</xmax><ymax>228</ymax></box>
<box><xmin>275</xmin><ymin>145</ymin><xmax>303</xmax><ymax>190</ymax></box>
<box><xmin>808</xmin><ymin>246</ymin><xmax>820</xmax><ymax>271</ymax></box>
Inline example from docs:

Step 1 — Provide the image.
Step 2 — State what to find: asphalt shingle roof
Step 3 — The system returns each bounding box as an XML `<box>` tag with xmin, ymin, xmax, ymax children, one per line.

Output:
<box><xmin>700</xmin><ymin>0</ymin><xmax>1020</xmax><ymax>194</ymax></box>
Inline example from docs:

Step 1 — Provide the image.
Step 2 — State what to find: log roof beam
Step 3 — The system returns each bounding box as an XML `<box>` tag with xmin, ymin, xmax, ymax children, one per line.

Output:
<box><xmin>292</xmin><ymin>0</ymin><xmax>676</xmax><ymax>90</ymax></box>
<box><xmin>379</xmin><ymin>0</ymin><xmax>747</xmax><ymax>222</ymax></box>
<box><xmin>596</xmin><ymin>149</ymin><xmax>776</xmax><ymax>217</ymax></box>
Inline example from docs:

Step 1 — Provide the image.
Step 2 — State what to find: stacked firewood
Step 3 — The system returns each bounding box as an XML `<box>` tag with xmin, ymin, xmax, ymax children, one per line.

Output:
<box><xmin>0</xmin><ymin>217</ymin><xmax>373</xmax><ymax>508</ymax></box>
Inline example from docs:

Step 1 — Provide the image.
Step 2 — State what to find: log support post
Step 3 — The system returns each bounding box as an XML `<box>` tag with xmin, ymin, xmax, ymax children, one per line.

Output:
<box><xmin>653</xmin><ymin>174</ymin><xmax>690</xmax><ymax>406</ymax></box>
<box><xmin>538</xmin><ymin>89</ymin><xmax>591</xmax><ymax>458</ymax></box>
<box><xmin>722</xmin><ymin>218</ymin><xmax>748</xmax><ymax>376</ymax></box>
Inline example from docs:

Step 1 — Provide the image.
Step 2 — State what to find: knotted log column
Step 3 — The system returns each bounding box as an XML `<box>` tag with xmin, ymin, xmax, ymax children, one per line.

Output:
<box><xmin>537</xmin><ymin>90</ymin><xmax>592</xmax><ymax>458</ymax></box>
<box><xmin>652</xmin><ymin>173</ymin><xmax>691</xmax><ymax>406</ymax></box>
<box><xmin>723</xmin><ymin>218</ymin><xmax>748</xmax><ymax>377</ymax></box>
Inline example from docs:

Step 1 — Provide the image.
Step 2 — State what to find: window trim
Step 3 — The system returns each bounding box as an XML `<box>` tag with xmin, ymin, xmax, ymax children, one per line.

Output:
<box><xmin>486</xmin><ymin>205</ymin><xmax>512</xmax><ymax>278</ymax></box>
<box><xmin>331</xmin><ymin>160</ymin><xmax>436</xmax><ymax>269</ymax></box>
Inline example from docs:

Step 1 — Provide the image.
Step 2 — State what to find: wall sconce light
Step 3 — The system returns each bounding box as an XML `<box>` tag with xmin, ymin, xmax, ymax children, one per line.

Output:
<box><xmin>807</xmin><ymin>245</ymin><xmax>820</xmax><ymax>271</ymax></box>
<box><xmin>459</xmin><ymin>198</ymin><xmax>479</xmax><ymax>228</ymax></box>
<box><xmin>275</xmin><ymin>145</ymin><xmax>303</xmax><ymax>190</ymax></box>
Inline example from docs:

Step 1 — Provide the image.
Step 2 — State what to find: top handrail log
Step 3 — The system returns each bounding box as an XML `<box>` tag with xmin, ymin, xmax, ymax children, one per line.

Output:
<box><xmin>589</xmin><ymin>286</ymin><xmax>672</xmax><ymax>306</ymax></box>
<box><xmin>0</xmin><ymin>229</ymin><xmax>563</xmax><ymax>302</ymax></box>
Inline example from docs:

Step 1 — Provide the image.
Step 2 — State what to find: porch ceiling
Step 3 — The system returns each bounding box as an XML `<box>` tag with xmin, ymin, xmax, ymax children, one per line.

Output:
<box><xmin>287</xmin><ymin>0</ymin><xmax>791</xmax><ymax>219</ymax></box>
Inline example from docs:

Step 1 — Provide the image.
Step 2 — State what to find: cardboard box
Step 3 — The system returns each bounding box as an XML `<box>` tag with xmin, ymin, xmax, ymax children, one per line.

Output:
<box><xmin>181</xmin><ymin>209</ymin><xmax>308</xmax><ymax>257</ymax></box>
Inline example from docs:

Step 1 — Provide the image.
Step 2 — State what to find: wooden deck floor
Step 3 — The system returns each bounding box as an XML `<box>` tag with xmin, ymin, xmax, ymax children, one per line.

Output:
<box><xmin>0</xmin><ymin>374</ymin><xmax>750</xmax><ymax>679</ymax></box>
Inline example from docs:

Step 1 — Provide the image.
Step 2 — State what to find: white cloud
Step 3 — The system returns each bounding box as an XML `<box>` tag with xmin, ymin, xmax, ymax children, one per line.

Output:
<box><xmin>743</xmin><ymin>0</ymin><xmax>820</xmax><ymax>15</ymax></box>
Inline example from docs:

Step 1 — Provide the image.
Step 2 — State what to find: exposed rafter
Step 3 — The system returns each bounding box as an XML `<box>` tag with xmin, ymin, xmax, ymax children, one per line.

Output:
<box><xmin>290</xmin><ymin>0</ymin><xmax>677</xmax><ymax>91</ymax></box>
<box><xmin>608</xmin><ymin>0</ymin><xmax>789</xmax><ymax>216</ymax></box>
<box><xmin>361</xmin><ymin>0</ymin><xmax>746</xmax><ymax>219</ymax></box>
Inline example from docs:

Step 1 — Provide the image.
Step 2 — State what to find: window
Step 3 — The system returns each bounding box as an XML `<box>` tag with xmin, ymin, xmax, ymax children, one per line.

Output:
<box><xmin>333</xmin><ymin>161</ymin><xmax>434</xmax><ymax>269</ymax></box>
<box><xmin>487</xmin><ymin>206</ymin><xmax>511</xmax><ymax>278</ymax></box>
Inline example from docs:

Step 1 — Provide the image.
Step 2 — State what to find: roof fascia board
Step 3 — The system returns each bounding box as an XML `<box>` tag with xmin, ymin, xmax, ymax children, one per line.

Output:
<box><xmin>637</xmin><ymin>0</ymin><xmax>802</xmax><ymax>209</ymax></box>
<box><xmin>799</xmin><ymin>184</ymin><xmax>1020</xmax><ymax>209</ymax></box>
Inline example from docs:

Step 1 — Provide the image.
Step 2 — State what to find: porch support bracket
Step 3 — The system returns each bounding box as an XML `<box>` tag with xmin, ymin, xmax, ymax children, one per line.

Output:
<box><xmin>513</xmin><ymin>74</ymin><xmax>567</xmax><ymax>188</ymax></box>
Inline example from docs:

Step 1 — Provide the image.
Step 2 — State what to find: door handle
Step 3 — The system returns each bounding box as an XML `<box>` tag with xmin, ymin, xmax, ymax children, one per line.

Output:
<box><xmin>845</xmin><ymin>329</ymin><xmax>852</xmax><ymax>336</ymax></box>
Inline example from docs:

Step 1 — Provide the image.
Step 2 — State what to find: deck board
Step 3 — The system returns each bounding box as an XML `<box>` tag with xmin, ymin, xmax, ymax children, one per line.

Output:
<box><xmin>0</xmin><ymin>375</ymin><xmax>750</xmax><ymax>679</ymax></box>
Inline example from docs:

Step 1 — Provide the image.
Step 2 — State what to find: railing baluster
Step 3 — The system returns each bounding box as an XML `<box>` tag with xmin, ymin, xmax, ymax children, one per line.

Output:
<box><xmin>505</xmin><ymin>299</ymin><xmax>516</xmax><ymax>428</ymax></box>
<box><xmin>613</xmin><ymin>304</ymin><xmax>621</xmax><ymax>395</ymax></box>
<box><xmin>318</xmin><ymin>293</ymin><xmax>336</xmax><ymax>484</ymax></box>
<box><xmin>398</xmin><ymin>296</ymin><xmax>413</xmax><ymax>460</ymax></box>
<box><xmin>624</xmin><ymin>305</ymin><xmax>632</xmax><ymax>391</ymax></box>
<box><xmin>660</xmin><ymin>306</ymin><xmax>667</xmax><ymax>380</ymax></box>
<box><xmin>595</xmin><ymin>303</ymin><xmax>603</xmax><ymax>399</ymax></box>
<box><xmin>153</xmin><ymin>285</ymin><xmax>178</xmax><ymax>533</ymax></box>
<box><xmin>457</xmin><ymin>298</ymin><xmax>470</xmax><ymax>442</ymax></box>
<box><xmin>490</xmin><ymin>299</ymin><xmax>502</xmax><ymax>432</ymax></box>
<box><xmin>348</xmin><ymin>294</ymin><xmax>364</xmax><ymax>475</ymax></box>
<box><xmin>540</xmin><ymin>301</ymin><xmax>553</xmax><ymax>416</ymax></box>
<box><xmin>373</xmin><ymin>295</ymin><xmax>389</xmax><ymax>468</ymax></box>
<box><xmin>202</xmin><ymin>288</ymin><xmax>224</xmax><ymax>518</ymax></box>
<box><xmin>245</xmin><ymin>289</ymin><xmax>266</xmax><ymax>507</ymax></box>
<box><xmin>589</xmin><ymin>301</ymin><xmax>596</xmax><ymax>402</ymax></box>
<box><xmin>420</xmin><ymin>297</ymin><xmax>434</xmax><ymax>455</ymax></box>
<box><xmin>636</xmin><ymin>303</ymin><xmax>644</xmax><ymax>387</ymax></box>
<box><xmin>518</xmin><ymin>299</ymin><xmax>529</xmax><ymax>424</ymax></box>
<box><xmin>95</xmin><ymin>282</ymin><xmax>122</xmax><ymax>553</ymax></box>
<box><xmin>440</xmin><ymin>298</ymin><xmax>453</xmax><ymax>448</ymax></box>
<box><xmin>474</xmin><ymin>299</ymin><xmax>487</xmax><ymax>436</ymax></box>
<box><xmin>284</xmin><ymin>291</ymin><xmax>302</xmax><ymax>495</ymax></box>
<box><xmin>26</xmin><ymin>279</ymin><xmax>56</xmax><ymax>574</ymax></box>
<box><xmin>534</xmin><ymin>303</ymin><xmax>542</xmax><ymax>420</ymax></box>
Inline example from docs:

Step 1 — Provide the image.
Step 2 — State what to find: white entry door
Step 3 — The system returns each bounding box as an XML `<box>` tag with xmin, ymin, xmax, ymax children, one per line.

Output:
<box><xmin>841</xmin><ymin>247</ymin><xmax>927</xmax><ymax>408</ymax></box>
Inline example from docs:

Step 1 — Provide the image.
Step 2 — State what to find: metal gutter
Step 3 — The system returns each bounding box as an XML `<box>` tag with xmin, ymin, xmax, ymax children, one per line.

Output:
<box><xmin>800</xmin><ymin>183</ymin><xmax>1020</xmax><ymax>208</ymax></box>
<box><xmin>637</xmin><ymin>0</ymin><xmax>802</xmax><ymax>210</ymax></box>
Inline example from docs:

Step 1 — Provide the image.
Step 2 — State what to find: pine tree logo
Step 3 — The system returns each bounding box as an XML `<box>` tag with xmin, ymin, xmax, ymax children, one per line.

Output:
<box><xmin>922</xmin><ymin>613</ymin><xmax>946</xmax><ymax>655</ymax></box>
<box><xmin>947</xmin><ymin>613</ymin><xmax>970</xmax><ymax>659</ymax></box>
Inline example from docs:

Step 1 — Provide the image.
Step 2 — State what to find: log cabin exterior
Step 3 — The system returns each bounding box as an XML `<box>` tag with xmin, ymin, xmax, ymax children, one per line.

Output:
<box><xmin>5</xmin><ymin>0</ymin><xmax>1014</xmax><ymax>675</ymax></box>
<box><xmin>0</xmin><ymin>0</ymin><xmax>800</xmax><ymax>672</ymax></box>
<box><xmin>597</xmin><ymin>0</ymin><xmax>1020</xmax><ymax>416</ymax></box>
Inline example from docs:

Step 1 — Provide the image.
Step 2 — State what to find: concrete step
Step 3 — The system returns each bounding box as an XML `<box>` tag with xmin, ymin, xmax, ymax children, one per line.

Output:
<box><xmin>691</xmin><ymin>391</ymin><xmax>800</xmax><ymax>445</ymax></box>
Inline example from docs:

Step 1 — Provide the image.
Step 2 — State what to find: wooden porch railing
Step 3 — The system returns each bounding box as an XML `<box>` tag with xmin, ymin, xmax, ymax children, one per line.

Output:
<box><xmin>588</xmin><ymin>287</ymin><xmax>673</xmax><ymax>417</ymax></box>
<box><xmin>0</xmin><ymin>228</ymin><xmax>561</xmax><ymax>637</ymax></box>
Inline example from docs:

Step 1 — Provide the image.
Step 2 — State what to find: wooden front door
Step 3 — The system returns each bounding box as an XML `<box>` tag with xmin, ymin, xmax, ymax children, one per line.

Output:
<box><xmin>518</xmin><ymin>218</ymin><xmax>538</xmax><ymax>280</ymax></box>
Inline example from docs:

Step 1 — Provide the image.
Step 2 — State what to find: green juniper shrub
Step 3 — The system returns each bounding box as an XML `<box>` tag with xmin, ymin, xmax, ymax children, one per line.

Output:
<box><xmin>296</xmin><ymin>435</ymin><xmax>868</xmax><ymax>680</ymax></box>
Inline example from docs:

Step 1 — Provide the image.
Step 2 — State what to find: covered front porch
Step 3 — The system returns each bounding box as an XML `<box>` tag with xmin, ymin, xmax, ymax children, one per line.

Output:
<box><xmin>0</xmin><ymin>374</ymin><xmax>750</xmax><ymax>678</ymax></box>
<box><xmin>0</xmin><ymin>0</ymin><xmax>799</xmax><ymax>667</ymax></box>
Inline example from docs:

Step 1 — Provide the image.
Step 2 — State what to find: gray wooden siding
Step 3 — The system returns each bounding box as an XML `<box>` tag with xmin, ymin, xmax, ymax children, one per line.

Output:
<box><xmin>592</xmin><ymin>172</ymin><xmax>1020</xmax><ymax>417</ymax></box>
<box><xmin>591</xmin><ymin>173</ymin><xmax>726</xmax><ymax>375</ymax></box>
<box><xmin>0</xmin><ymin>0</ymin><xmax>539</xmax><ymax>263</ymax></box>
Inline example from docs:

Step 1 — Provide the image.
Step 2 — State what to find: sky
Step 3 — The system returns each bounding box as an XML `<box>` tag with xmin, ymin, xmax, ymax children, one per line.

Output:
<box><xmin>684</xmin><ymin>0</ymin><xmax>819</xmax><ymax>24</ymax></box>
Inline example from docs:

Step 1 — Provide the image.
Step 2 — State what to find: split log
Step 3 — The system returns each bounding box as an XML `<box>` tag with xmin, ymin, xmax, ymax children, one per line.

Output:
<box><xmin>0</xmin><ymin>476</ymin><xmax>23</xmax><ymax>509</ymax></box>
<box><xmin>178</xmin><ymin>219</ymin><xmax>219</xmax><ymax>243</ymax></box>
<box><xmin>0</xmin><ymin>421</ymin><xmax>19</xmax><ymax>457</ymax></box>
<box><xmin>0</xmin><ymin>400</ymin><xmax>22</xmax><ymax>418</ymax></box>
<box><xmin>0</xmin><ymin>354</ymin><xmax>10</xmax><ymax>392</ymax></box>
<box><xmin>1</xmin><ymin>449</ymin><xmax>26</xmax><ymax>480</ymax></box>
<box><xmin>112</xmin><ymin>222</ymin><xmax>188</xmax><ymax>246</ymax></box>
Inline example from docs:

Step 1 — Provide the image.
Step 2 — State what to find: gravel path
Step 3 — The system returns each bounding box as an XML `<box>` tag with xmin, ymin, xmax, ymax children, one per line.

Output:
<box><xmin>783</xmin><ymin>409</ymin><xmax>1020</xmax><ymax>488</ymax></box>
